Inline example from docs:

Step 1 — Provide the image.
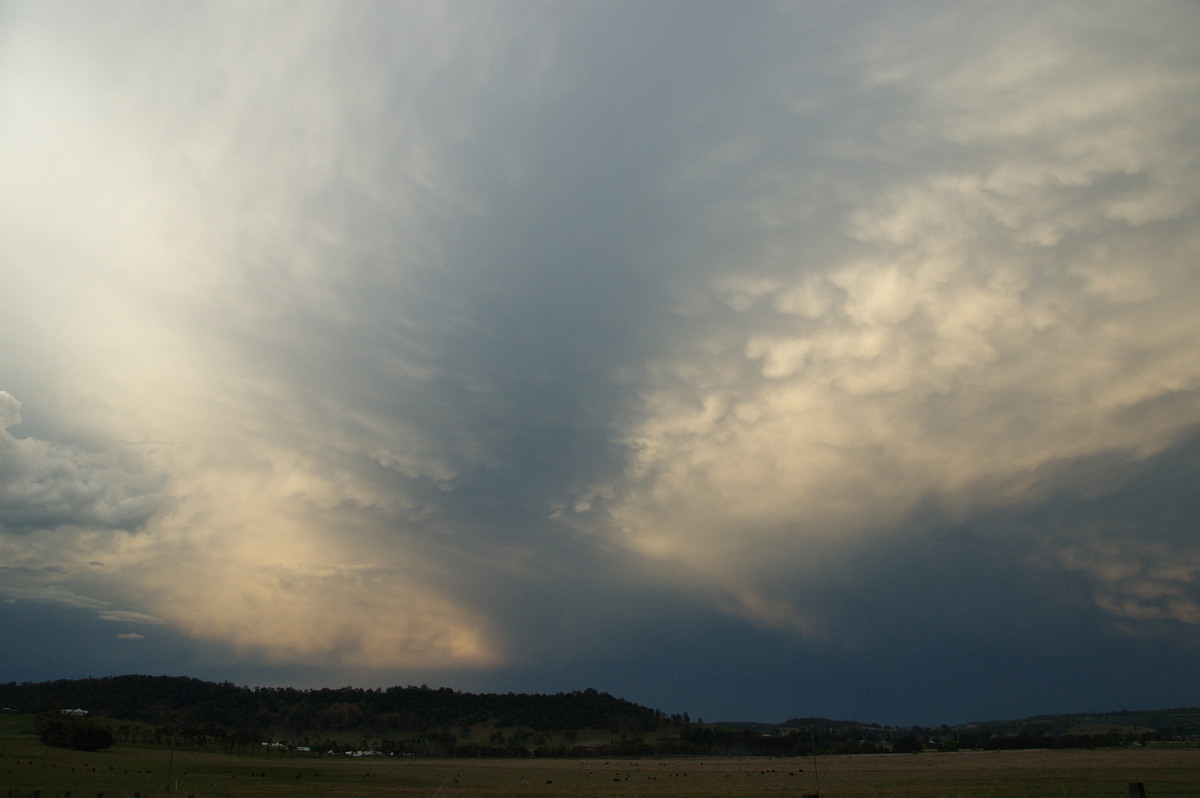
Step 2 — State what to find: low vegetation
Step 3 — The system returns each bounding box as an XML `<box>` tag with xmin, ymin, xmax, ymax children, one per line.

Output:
<box><xmin>33</xmin><ymin>712</ymin><xmax>115</xmax><ymax>751</ymax></box>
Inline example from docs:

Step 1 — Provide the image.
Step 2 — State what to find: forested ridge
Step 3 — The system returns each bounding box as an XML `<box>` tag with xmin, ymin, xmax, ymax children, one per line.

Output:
<box><xmin>3</xmin><ymin>676</ymin><xmax>1197</xmax><ymax>758</ymax></box>
<box><xmin>0</xmin><ymin>676</ymin><xmax>660</xmax><ymax>734</ymax></box>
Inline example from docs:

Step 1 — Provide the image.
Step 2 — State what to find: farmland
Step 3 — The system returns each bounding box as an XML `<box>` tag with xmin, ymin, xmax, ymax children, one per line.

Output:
<box><xmin>4</xmin><ymin>714</ymin><xmax>1199</xmax><ymax>798</ymax></box>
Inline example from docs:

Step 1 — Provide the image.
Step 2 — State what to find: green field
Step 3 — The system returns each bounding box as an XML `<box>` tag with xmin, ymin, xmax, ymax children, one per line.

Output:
<box><xmin>4</xmin><ymin>714</ymin><xmax>1199</xmax><ymax>797</ymax></box>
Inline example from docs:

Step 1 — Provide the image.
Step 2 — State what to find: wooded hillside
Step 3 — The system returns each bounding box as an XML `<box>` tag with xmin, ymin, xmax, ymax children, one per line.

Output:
<box><xmin>0</xmin><ymin>676</ymin><xmax>661</xmax><ymax>735</ymax></box>
<box><xmin>4</xmin><ymin>676</ymin><xmax>1196</xmax><ymax>758</ymax></box>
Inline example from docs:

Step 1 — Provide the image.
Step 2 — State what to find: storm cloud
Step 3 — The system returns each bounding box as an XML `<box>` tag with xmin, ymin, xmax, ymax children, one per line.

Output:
<box><xmin>2</xmin><ymin>0</ymin><xmax>1198</xmax><ymax>724</ymax></box>
<box><xmin>0</xmin><ymin>392</ymin><xmax>165</xmax><ymax>536</ymax></box>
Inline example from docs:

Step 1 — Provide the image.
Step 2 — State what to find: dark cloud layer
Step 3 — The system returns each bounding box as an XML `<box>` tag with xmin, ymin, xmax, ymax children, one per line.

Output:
<box><xmin>2</xmin><ymin>1</ymin><xmax>1199</xmax><ymax>724</ymax></box>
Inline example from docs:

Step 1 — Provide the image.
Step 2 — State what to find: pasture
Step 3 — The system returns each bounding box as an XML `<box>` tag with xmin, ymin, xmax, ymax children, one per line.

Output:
<box><xmin>3</xmin><ymin>717</ymin><xmax>1198</xmax><ymax>797</ymax></box>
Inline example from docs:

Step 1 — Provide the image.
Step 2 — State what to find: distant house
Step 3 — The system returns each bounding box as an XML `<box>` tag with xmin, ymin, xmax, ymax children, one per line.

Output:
<box><xmin>60</xmin><ymin>708</ymin><xmax>88</xmax><ymax>717</ymax></box>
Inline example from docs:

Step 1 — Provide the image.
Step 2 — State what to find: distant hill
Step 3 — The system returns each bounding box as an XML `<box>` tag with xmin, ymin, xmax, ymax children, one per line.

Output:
<box><xmin>0</xmin><ymin>675</ymin><xmax>661</xmax><ymax>735</ymax></box>
<box><xmin>0</xmin><ymin>675</ymin><xmax>800</xmax><ymax>757</ymax></box>
<box><xmin>951</xmin><ymin>707</ymin><xmax>1200</xmax><ymax>745</ymax></box>
<box><xmin>3</xmin><ymin>676</ymin><xmax>1196</xmax><ymax>756</ymax></box>
<box><xmin>965</xmin><ymin>707</ymin><xmax>1200</xmax><ymax>732</ymax></box>
<box><xmin>717</xmin><ymin>707</ymin><xmax>1200</xmax><ymax>752</ymax></box>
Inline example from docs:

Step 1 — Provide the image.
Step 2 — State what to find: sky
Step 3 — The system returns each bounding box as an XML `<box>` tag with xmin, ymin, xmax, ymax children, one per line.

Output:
<box><xmin>2</xmin><ymin>0</ymin><xmax>1199</xmax><ymax>727</ymax></box>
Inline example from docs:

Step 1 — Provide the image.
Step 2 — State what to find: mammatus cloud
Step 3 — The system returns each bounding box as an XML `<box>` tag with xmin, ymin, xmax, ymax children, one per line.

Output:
<box><xmin>1057</xmin><ymin>542</ymin><xmax>1200</xmax><ymax>628</ymax></box>
<box><xmin>0</xmin><ymin>392</ymin><xmax>165</xmax><ymax>535</ymax></box>
<box><xmin>1</xmin><ymin>1</ymin><xmax>1198</xmax><ymax>708</ymax></box>
<box><xmin>0</xmin><ymin>390</ymin><xmax>168</xmax><ymax>626</ymax></box>
<box><xmin>582</xmin><ymin>3</ymin><xmax>1200</xmax><ymax>635</ymax></box>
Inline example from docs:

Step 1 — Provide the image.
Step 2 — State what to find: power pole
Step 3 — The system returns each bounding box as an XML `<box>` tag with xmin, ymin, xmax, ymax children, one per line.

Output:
<box><xmin>810</xmin><ymin>726</ymin><xmax>820</xmax><ymax>796</ymax></box>
<box><xmin>164</xmin><ymin>723</ymin><xmax>177</xmax><ymax>792</ymax></box>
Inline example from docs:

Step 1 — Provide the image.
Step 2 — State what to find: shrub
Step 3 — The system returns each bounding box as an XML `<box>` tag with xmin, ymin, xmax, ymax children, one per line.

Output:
<box><xmin>35</xmin><ymin>713</ymin><xmax>115</xmax><ymax>751</ymax></box>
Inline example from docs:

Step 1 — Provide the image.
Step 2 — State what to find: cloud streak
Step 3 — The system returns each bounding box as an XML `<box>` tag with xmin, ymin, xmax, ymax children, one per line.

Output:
<box><xmin>2</xmin><ymin>0</ymin><xmax>1198</xmax><ymax>723</ymax></box>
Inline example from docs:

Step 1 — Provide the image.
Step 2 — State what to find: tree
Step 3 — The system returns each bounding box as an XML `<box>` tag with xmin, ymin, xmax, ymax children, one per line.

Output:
<box><xmin>891</xmin><ymin>735</ymin><xmax>922</xmax><ymax>754</ymax></box>
<box><xmin>70</xmin><ymin>723</ymin><xmax>115</xmax><ymax>751</ymax></box>
<box><xmin>35</xmin><ymin>713</ymin><xmax>114</xmax><ymax>751</ymax></box>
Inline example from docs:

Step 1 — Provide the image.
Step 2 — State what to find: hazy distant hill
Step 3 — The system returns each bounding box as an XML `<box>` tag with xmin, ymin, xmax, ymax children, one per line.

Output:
<box><xmin>718</xmin><ymin>708</ymin><xmax>1200</xmax><ymax>752</ymax></box>
<box><xmin>954</xmin><ymin>708</ymin><xmax>1200</xmax><ymax>741</ymax></box>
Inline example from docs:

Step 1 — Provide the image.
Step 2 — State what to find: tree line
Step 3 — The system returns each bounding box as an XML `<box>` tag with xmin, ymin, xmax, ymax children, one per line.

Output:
<box><xmin>1</xmin><ymin>676</ymin><xmax>661</xmax><ymax>737</ymax></box>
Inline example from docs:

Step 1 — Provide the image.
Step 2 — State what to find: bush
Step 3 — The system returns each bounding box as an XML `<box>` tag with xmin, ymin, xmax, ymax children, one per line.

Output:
<box><xmin>890</xmin><ymin>735</ymin><xmax>923</xmax><ymax>754</ymax></box>
<box><xmin>35</xmin><ymin>713</ymin><xmax>115</xmax><ymax>751</ymax></box>
<box><xmin>70</xmin><ymin>723</ymin><xmax>115</xmax><ymax>751</ymax></box>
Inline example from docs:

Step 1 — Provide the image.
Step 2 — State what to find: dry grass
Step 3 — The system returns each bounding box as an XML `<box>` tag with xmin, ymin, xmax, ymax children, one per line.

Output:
<box><xmin>3</xmin><ymin>725</ymin><xmax>1198</xmax><ymax>798</ymax></box>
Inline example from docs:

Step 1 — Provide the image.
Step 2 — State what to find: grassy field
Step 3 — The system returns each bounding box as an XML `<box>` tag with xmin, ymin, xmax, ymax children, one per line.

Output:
<box><xmin>3</xmin><ymin>715</ymin><xmax>1199</xmax><ymax>797</ymax></box>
